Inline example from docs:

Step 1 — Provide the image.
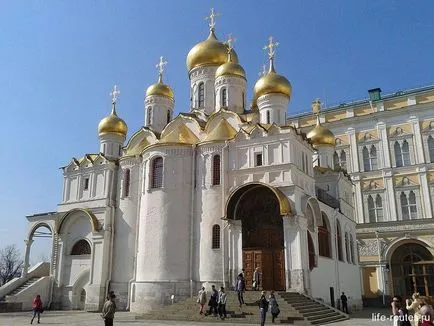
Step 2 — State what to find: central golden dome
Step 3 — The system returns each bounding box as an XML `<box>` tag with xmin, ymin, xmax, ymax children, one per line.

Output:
<box><xmin>98</xmin><ymin>107</ymin><xmax>128</xmax><ymax>137</ymax></box>
<box><xmin>306</xmin><ymin>118</ymin><xmax>335</xmax><ymax>147</ymax></box>
<box><xmin>187</xmin><ymin>30</ymin><xmax>239</xmax><ymax>72</ymax></box>
<box><xmin>253</xmin><ymin>63</ymin><xmax>291</xmax><ymax>100</ymax></box>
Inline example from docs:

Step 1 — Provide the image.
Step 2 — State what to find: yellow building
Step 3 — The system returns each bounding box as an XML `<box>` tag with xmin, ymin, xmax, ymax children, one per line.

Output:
<box><xmin>288</xmin><ymin>85</ymin><xmax>434</xmax><ymax>305</ymax></box>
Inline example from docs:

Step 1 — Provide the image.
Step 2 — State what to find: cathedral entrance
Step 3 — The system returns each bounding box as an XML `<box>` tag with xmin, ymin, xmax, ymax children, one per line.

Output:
<box><xmin>226</xmin><ymin>184</ymin><xmax>287</xmax><ymax>291</ymax></box>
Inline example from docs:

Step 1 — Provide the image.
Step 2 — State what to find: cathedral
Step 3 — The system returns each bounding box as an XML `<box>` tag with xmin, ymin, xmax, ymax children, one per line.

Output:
<box><xmin>4</xmin><ymin>9</ymin><xmax>362</xmax><ymax>312</ymax></box>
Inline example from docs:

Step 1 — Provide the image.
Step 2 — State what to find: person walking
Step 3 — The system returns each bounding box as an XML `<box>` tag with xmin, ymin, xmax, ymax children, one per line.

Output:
<box><xmin>197</xmin><ymin>286</ymin><xmax>207</xmax><ymax>315</ymax></box>
<box><xmin>207</xmin><ymin>285</ymin><xmax>218</xmax><ymax>316</ymax></box>
<box><xmin>258</xmin><ymin>291</ymin><xmax>269</xmax><ymax>326</ymax></box>
<box><xmin>253</xmin><ymin>267</ymin><xmax>260</xmax><ymax>291</ymax></box>
<box><xmin>340</xmin><ymin>292</ymin><xmax>348</xmax><ymax>314</ymax></box>
<box><xmin>218</xmin><ymin>286</ymin><xmax>227</xmax><ymax>319</ymax></box>
<box><xmin>236</xmin><ymin>274</ymin><xmax>246</xmax><ymax>307</ymax></box>
<box><xmin>269</xmin><ymin>291</ymin><xmax>280</xmax><ymax>323</ymax></box>
<box><xmin>101</xmin><ymin>293</ymin><xmax>116</xmax><ymax>326</ymax></box>
<box><xmin>30</xmin><ymin>295</ymin><xmax>43</xmax><ymax>324</ymax></box>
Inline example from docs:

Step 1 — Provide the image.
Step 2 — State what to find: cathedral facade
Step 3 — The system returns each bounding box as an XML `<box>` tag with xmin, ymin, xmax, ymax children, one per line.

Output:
<box><xmin>12</xmin><ymin>11</ymin><xmax>361</xmax><ymax>312</ymax></box>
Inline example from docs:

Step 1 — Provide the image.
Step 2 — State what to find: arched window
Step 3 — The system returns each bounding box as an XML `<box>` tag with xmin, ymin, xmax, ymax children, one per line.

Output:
<box><xmin>399</xmin><ymin>191</ymin><xmax>418</xmax><ymax>220</ymax></box>
<box><xmin>198</xmin><ymin>82</ymin><xmax>205</xmax><ymax>107</ymax></box>
<box><xmin>409</xmin><ymin>191</ymin><xmax>417</xmax><ymax>219</ymax></box>
<box><xmin>71</xmin><ymin>239</ymin><xmax>91</xmax><ymax>255</ymax></box>
<box><xmin>167</xmin><ymin>110</ymin><xmax>171</xmax><ymax>124</ymax></box>
<box><xmin>362</xmin><ymin>145</ymin><xmax>378</xmax><ymax>171</ymax></box>
<box><xmin>151</xmin><ymin>157</ymin><xmax>163</xmax><ymax>188</ymax></box>
<box><xmin>345</xmin><ymin>232</ymin><xmax>350</xmax><ymax>263</ymax></box>
<box><xmin>395</xmin><ymin>141</ymin><xmax>403</xmax><ymax>167</ymax></box>
<box><xmin>370</xmin><ymin>145</ymin><xmax>378</xmax><ymax>170</ymax></box>
<box><xmin>221</xmin><ymin>88</ymin><xmax>227</xmax><ymax>107</ymax></box>
<box><xmin>147</xmin><ymin>107</ymin><xmax>152</xmax><ymax>125</ymax></box>
<box><xmin>318</xmin><ymin>213</ymin><xmax>331</xmax><ymax>258</ymax></box>
<box><xmin>336</xmin><ymin>220</ymin><xmax>343</xmax><ymax>261</ymax></box>
<box><xmin>367</xmin><ymin>194</ymin><xmax>383</xmax><ymax>223</ymax></box>
<box><xmin>362</xmin><ymin>146</ymin><xmax>370</xmax><ymax>171</ymax></box>
<box><xmin>340</xmin><ymin>151</ymin><xmax>347</xmax><ymax>170</ymax></box>
<box><xmin>307</xmin><ymin>231</ymin><xmax>316</xmax><ymax>270</ymax></box>
<box><xmin>333</xmin><ymin>152</ymin><xmax>339</xmax><ymax>169</ymax></box>
<box><xmin>212</xmin><ymin>224</ymin><xmax>221</xmax><ymax>249</ymax></box>
<box><xmin>123</xmin><ymin>169</ymin><xmax>130</xmax><ymax>197</ymax></box>
<box><xmin>401</xmin><ymin>192</ymin><xmax>409</xmax><ymax>220</ymax></box>
<box><xmin>428</xmin><ymin>136</ymin><xmax>434</xmax><ymax>163</ymax></box>
<box><xmin>402</xmin><ymin>140</ymin><xmax>411</xmax><ymax>166</ymax></box>
<box><xmin>266</xmin><ymin>111</ymin><xmax>270</xmax><ymax>124</ymax></box>
<box><xmin>212</xmin><ymin>155</ymin><xmax>221</xmax><ymax>186</ymax></box>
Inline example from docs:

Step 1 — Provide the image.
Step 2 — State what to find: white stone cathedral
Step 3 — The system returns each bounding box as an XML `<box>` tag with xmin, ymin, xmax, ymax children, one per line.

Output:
<box><xmin>12</xmin><ymin>9</ymin><xmax>362</xmax><ymax>312</ymax></box>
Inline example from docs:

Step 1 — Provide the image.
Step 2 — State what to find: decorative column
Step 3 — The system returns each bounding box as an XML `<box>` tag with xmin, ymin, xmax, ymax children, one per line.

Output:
<box><xmin>227</xmin><ymin>220</ymin><xmax>242</xmax><ymax>286</ymax></box>
<box><xmin>383</xmin><ymin>170</ymin><xmax>397</xmax><ymax>221</ymax></box>
<box><xmin>23</xmin><ymin>239</ymin><xmax>34</xmax><ymax>277</ymax></box>
<box><xmin>352</xmin><ymin>175</ymin><xmax>364</xmax><ymax>223</ymax></box>
<box><xmin>377</xmin><ymin>122</ymin><xmax>391</xmax><ymax>168</ymax></box>
<box><xmin>409</xmin><ymin>117</ymin><xmax>425</xmax><ymax>164</ymax></box>
<box><xmin>347</xmin><ymin>128</ymin><xmax>359</xmax><ymax>172</ymax></box>
<box><xmin>418</xmin><ymin>166</ymin><xmax>433</xmax><ymax>218</ymax></box>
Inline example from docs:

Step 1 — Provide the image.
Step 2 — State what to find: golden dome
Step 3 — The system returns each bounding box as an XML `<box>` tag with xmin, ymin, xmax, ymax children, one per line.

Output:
<box><xmin>98</xmin><ymin>107</ymin><xmax>128</xmax><ymax>137</ymax></box>
<box><xmin>215</xmin><ymin>58</ymin><xmax>245</xmax><ymax>79</ymax></box>
<box><xmin>187</xmin><ymin>30</ymin><xmax>239</xmax><ymax>72</ymax></box>
<box><xmin>306</xmin><ymin>118</ymin><xmax>335</xmax><ymax>147</ymax></box>
<box><xmin>146</xmin><ymin>80</ymin><xmax>174</xmax><ymax>99</ymax></box>
<box><xmin>253</xmin><ymin>62</ymin><xmax>291</xmax><ymax>100</ymax></box>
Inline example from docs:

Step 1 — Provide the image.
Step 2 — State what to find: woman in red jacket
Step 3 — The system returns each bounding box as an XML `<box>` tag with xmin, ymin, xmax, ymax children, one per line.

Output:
<box><xmin>30</xmin><ymin>295</ymin><xmax>43</xmax><ymax>324</ymax></box>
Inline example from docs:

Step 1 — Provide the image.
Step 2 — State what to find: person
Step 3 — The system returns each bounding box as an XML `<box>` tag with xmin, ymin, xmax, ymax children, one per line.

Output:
<box><xmin>218</xmin><ymin>286</ymin><xmax>227</xmax><ymax>319</ymax></box>
<box><xmin>30</xmin><ymin>295</ymin><xmax>43</xmax><ymax>324</ymax></box>
<box><xmin>236</xmin><ymin>273</ymin><xmax>246</xmax><ymax>307</ymax></box>
<box><xmin>419</xmin><ymin>297</ymin><xmax>434</xmax><ymax>326</ymax></box>
<box><xmin>101</xmin><ymin>293</ymin><xmax>116</xmax><ymax>326</ymax></box>
<box><xmin>397</xmin><ymin>303</ymin><xmax>411</xmax><ymax>326</ymax></box>
<box><xmin>406</xmin><ymin>292</ymin><xmax>421</xmax><ymax>326</ymax></box>
<box><xmin>207</xmin><ymin>285</ymin><xmax>218</xmax><ymax>316</ymax></box>
<box><xmin>258</xmin><ymin>291</ymin><xmax>269</xmax><ymax>326</ymax></box>
<box><xmin>269</xmin><ymin>291</ymin><xmax>280</xmax><ymax>323</ymax></box>
<box><xmin>253</xmin><ymin>267</ymin><xmax>260</xmax><ymax>291</ymax></box>
<box><xmin>391</xmin><ymin>296</ymin><xmax>402</xmax><ymax>326</ymax></box>
<box><xmin>340</xmin><ymin>292</ymin><xmax>348</xmax><ymax>314</ymax></box>
<box><xmin>197</xmin><ymin>286</ymin><xmax>207</xmax><ymax>314</ymax></box>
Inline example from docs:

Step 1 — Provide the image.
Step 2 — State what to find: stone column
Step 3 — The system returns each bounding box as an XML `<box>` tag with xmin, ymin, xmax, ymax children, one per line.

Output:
<box><xmin>409</xmin><ymin>117</ymin><xmax>425</xmax><ymax>164</ymax></box>
<box><xmin>23</xmin><ymin>239</ymin><xmax>34</xmax><ymax>277</ymax></box>
<box><xmin>352</xmin><ymin>175</ymin><xmax>364</xmax><ymax>223</ymax></box>
<box><xmin>418</xmin><ymin>166</ymin><xmax>433</xmax><ymax>218</ymax></box>
<box><xmin>377</xmin><ymin>122</ymin><xmax>391</xmax><ymax>168</ymax></box>
<box><xmin>227</xmin><ymin>220</ymin><xmax>242</xmax><ymax>287</ymax></box>
<box><xmin>383</xmin><ymin>170</ymin><xmax>397</xmax><ymax>221</ymax></box>
<box><xmin>347</xmin><ymin>128</ymin><xmax>359</xmax><ymax>172</ymax></box>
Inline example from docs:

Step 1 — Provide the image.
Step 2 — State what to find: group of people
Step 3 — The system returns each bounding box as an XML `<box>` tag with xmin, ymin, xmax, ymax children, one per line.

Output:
<box><xmin>392</xmin><ymin>293</ymin><xmax>434</xmax><ymax>326</ymax></box>
<box><xmin>197</xmin><ymin>285</ymin><xmax>228</xmax><ymax>319</ymax></box>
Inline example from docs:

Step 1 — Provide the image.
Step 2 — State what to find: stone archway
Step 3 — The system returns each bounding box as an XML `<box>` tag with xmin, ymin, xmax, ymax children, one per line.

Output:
<box><xmin>226</xmin><ymin>183</ymin><xmax>288</xmax><ymax>291</ymax></box>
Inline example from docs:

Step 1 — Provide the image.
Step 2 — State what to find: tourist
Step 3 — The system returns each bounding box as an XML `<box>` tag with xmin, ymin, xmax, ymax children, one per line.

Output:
<box><xmin>197</xmin><ymin>286</ymin><xmax>207</xmax><ymax>314</ymax></box>
<box><xmin>397</xmin><ymin>303</ymin><xmax>411</xmax><ymax>326</ymax></box>
<box><xmin>30</xmin><ymin>294</ymin><xmax>43</xmax><ymax>324</ymax></box>
<box><xmin>253</xmin><ymin>267</ymin><xmax>260</xmax><ymax>290</ymax></box>
<box><xmin>218</xmin><ymin>286</ymin><xmax>227</xmax><ymax>319</ymax></box>
<box><xmin>269</xmin><ymin>291</ymin><xmax>280</xmax><ymax>323</ymax></box>
<box><xmin>236</xmin><ymin>273</ymin><xmax>246</xmax><ymax>307</ymax></box>
<box><xmin>101</xmin><ymin>293</ymin><xmax>116</xmax><ymax>326</ymax></box>
<box><xmin>207</xmin><ymin>285</ymin><xmax>218</xmax><ymax>316</ymax></box>
<box><xmin>406</xmin><ymin>292</ymin><xmax>421</xmax><ymax>326</ymax></box>
<box><xmin>340</xmin><ymin>292</ymin><xmax>348</xmax><ymax>314</ymax></box>
<box><xmin>419</xmin><ymin>297</ymin><xmax>434</xmax><ymax>326</ymax></box>
<box><xmin>258</xmin><ymin>291</ymin><xmax>269</xmax><ymax>326</ymax></box>
<box><xmin>391</xmin><ymin>296</ymin><xmax>402</xmax><ymax>326</ymax></box>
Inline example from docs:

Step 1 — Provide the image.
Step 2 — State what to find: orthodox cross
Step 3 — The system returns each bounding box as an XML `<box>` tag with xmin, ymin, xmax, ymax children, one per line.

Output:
<box><xmin>263</xmin><ymin>36</ymin><xmax>279</xmax><ymax>59</ymax></box>
<box><xmin>225</xmin><ymin>34</ymin><xmax>236</xmax><ymax>52</ymax></box>
<box><xmin>110</xmin><ymin>85</ymin><xmax>120</xmax><ymax>105</ymax></box>
<box><xmin>205</xmin><ymin>8</ymin><xmax>220</xmax><ymax>30</ymax></box>
<box><xmin>312</xmin><ymin>98</ymin><xmax>321</xmax><ymax>116</ymax></box>
<box><xmin>156</xmin><ymin>56</ymin><xmax>168</xmax><ymax>81</ymax></box>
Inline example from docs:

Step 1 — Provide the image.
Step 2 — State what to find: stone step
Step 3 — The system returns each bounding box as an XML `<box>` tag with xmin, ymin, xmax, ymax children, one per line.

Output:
<box><xmin>8</xmin><ymin>277</ymin><xmax>41</xmax><ymax>296</ymax></box>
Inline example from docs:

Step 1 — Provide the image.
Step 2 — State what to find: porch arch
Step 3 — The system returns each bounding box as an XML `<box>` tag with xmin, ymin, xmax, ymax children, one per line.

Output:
<box><xmin>57</xmin><ymin>208</ymin><xmax>99</xmax><ymax>234</ymax></box>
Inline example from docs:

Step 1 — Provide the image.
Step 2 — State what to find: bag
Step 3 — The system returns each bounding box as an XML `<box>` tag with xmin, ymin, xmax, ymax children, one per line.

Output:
<box><xmin>252</xmin><ymin>281</ymin><xmax>257</xmax><ymax>288</ymax></box>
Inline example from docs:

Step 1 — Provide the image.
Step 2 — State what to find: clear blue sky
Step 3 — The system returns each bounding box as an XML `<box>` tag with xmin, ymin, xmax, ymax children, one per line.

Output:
<box><xmin>1</xmin><ymin>1</ymin><xmax>434</xmax><ymax>262</ymax></box>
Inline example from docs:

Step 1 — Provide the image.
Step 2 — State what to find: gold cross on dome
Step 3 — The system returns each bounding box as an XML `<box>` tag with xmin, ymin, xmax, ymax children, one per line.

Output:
<box><xmin>156</xmin><ymin>56</ymin><xmax>168</xmax><ymax>77</ymax></box>
<box><xmin>205</xmin><ymin>8</ymin><xmax>220</xmax><ymax>30</ymax></box>
<box><xmin>110</xmin><ymin>85</ymin><xmax>120</xmax><ymax>104</ymax></box>
<box><xmin>225</xmin><ymin>34</ymin><xmax>236</xmax><ymax>52</ymax></box>
<box><xmin>312</xmin><ymin>98</ymin><xmax>321</xmax><ymax>115</ymax></box>
<box><xmin>263</xmin><ymin>36</ymin><xmax>279</xmax><ymax>59</ymax></box>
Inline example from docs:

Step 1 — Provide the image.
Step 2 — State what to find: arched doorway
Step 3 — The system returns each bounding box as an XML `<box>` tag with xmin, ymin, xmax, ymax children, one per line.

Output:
<box><xmin>227</xmin><ymin>184</ymin><xmax>287</xmax><ymax>290</ymax></box>
<box><xmin>390</xmin><ymin>242</ymin><xmax>434</xmax><ymax>296</ymax></box>
<box><xmin>26</xmin><ymin>223</ymin><xmax>54</xmax><ymax>276</ymax></box>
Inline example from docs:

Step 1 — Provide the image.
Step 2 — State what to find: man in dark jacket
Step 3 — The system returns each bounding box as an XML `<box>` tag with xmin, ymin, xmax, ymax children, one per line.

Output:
<box><xmin>340</xmin><ymin>292</ymin><xmax>348</xmax><ymax>314</ymax></box>
<box><xmin>207</xmin><ymin>285</ymin><xmax>218</xmax><ymax>316</ymax></box>
<box><xmin>102</xmin><ymin>293</ymin><xmax>116</xmax><ymax>326</ymax></box>
<box><xmin>258</xmin><ymin>291</ymin><xmax>269</xmax><ymax>326</ymax></box>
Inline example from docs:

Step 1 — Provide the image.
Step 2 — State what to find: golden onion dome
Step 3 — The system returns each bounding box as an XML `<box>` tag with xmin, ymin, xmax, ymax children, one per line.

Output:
<box><xmin>306</xmin><ymin>117</ymin><xmax>335</xmax><ymax>147</ymax></box>
<box><xmin>146</xmin><ymin>78</ymin><xmax>174</xmax><ymax>99</ymax></box>
<box><xmin>253</xmin><ymin>61</ymin><xmax>291</xmax><ymax>100</ymax></box>
<box><xmin>215</xmin><ymin>60</ymin><xmax>246</xmax><ymax>79</ymax></box>
<box><xmin>98</xmin><ymin>107</ymin><xmax>128</xmax><ymax>137</ymax></box>
<box><xmin>187</xmin><ymin>30</ymin><xmax>239</xmax><ymax>72</ymax></box>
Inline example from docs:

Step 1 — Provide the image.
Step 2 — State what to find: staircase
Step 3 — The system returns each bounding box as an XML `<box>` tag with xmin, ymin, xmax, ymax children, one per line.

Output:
<box><xmin>6</xmin><ymin>277</ymin><xmax>41</xmax><ymax>297</ymax></box>
<box><xmin>278</xmin><ymin>292</ymin><xmax>348</xmax><ymax>325</ymax></box>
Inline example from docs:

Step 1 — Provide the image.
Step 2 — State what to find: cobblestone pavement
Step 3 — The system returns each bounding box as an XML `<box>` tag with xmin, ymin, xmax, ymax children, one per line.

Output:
<box><xmin>0</xmin><ymin>309</ymin><xmax>394</xmax><ymax>326</ymax></box>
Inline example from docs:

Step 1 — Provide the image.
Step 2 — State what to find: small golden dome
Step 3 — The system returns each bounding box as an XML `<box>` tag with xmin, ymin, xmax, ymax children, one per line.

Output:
<box><xmin>146</xmin><ymin>80</ymin><xmax>174</xmax><ymax>99</ymax></box>
<box><xmin>253</xmin><ymin>63</ymin><xmax>291</xmax><ymax>100</ymax></box>
<box><xmin>187</xmin><ymin>30</ymin><xmax>239</xmax><ymax>72</ymax></box>
<box><xmin>216</xmin><ymin>61</ymin><xmax>246</xmax><ymax>79</ymax></box>
<box><xmin>306</xmin><ymin>118</ymin><xmax>335</xmax><ymax>147</ymax></box>
<box><xmin>98</xmin><ymin>107</ymin><xmax>128</xmax><ymax>137</ymax></box>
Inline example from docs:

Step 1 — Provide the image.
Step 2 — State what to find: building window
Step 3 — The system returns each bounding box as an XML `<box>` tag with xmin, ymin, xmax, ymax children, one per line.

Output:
<box><xmin>333</xmin><ymin>152</ymin><xmax>339</xmax><ymax>169</ymax></box>
<box><xmin>242</xmin><ymin>92</ymin><xmax>245</xmax><ymax>109</ymax></box>
<box><xmin>167</xmin><ymin>110</ymin><xmax>171</xmax><ymax>124</ymax></box>
<box><xmin>367</xmin><ymin>194</ymin><xmax>383</xmax><ymax>222</ymax></box>
<box><xmin>147</xmin><ymin>107</ymin><xmax>152</xmax><ymax>125</ymax></box>
<box><xmin>255</xmin><ymin>153</ymin><xmax>263</xmax><ymax>167</ymax></box>
<box><xmin>307</xmin><ymin>231</ymin><xmax>316</xmax><ymax>270</ymax></box>
<box><xmin>362</xmin><ymin>145</ymin><xmax>378</xmax><ymax>171</ymax></box>
<box><xmin>221</xmin><ymin>88</ymin><xmax>227</xmax><ymax>107</ymax></box>
<box><xmin>212</xmin><ymin>155</ymin><xmax>221</xmax><ymax>186</ymax></box>
<box><xmin>71</xmin><ymin>239</ymin><xmax>91</xmax><ymax>255</ymax></box>
<box><xmin>336</xmin><ymin>221</ymin><xmax>343</xmax><ymax>261</ymax></box>
<box><xmin>123</xmin><ymin>169</ymin><xmax>130</xmax><ymax>197</ymax></box>
<box><xmin>340</xmin><ymin>151</ymin><xmax>347</xmax><ymax>170</ymax></box>
<box><xmin>212</xmin><ymin>224</ymin><xmax>220</xmax><ymax>249</ymax></box>
<box><xmin>84</xmin><ymin>177</ymin><xmax>89</xmax><ymax>190</ymax></box>
<box><xmin>198</xmin><ymin>82</ymin><xmax>204</xmax><ymax>107</ymax></box>
<box><xmin>151</xmin><ymin>157</ymin><xmax>163</xmax><ymax>188</ymax></box>
<box><xmin>318</xmin><ymin>213</ymin><xmax>331</xmax><ymax>258</ymax></box>
<box><xmin>350</xmin><ymin>234</ymin><xmax>355</xmax><ymax>264</ymax></box>
<box><xmin>401</xmin><ymin>191</ymin><xmax>418</xmax><ymax>220</ymax></box>
<box><xmin>266</xmin><ymin>111</ymin><xmax>270</xmax><ymax>124</ymax></box>
<box><xmin>395</xmin><ymin>140</ymin><xmax>411</xmax><ymax>167</ymax></box>
<box><xmin>345</xmin><ymin>232</ymin><xmax>350</xmax><ymax>263</ymax></box>
<box><xmin>428</xmin><ymin>136</ymin><xmax>434</xmax><ymax>163</ymax></box>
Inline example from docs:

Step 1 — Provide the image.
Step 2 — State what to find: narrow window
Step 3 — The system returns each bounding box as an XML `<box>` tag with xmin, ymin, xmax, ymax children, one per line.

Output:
<box><xmin>151</xmin><ymin>157</ymin><xmax>163</xmax><ymax>188</ymax></box>
<box><xmin>124</xmin><ymin>169</ymin><xmax>130</xmax><ymax>197</ymax></box>
<box><xmin>147</xmin><ymin>107</ymin><xmax>152</xmax><ymax>125</ymax></box>
<box><xmin>221</xmin><ymin>88</ymin><xmax>227</xmax><ymax>107</ymax></box>
<box><xmin>333</xmin><ymin>152</ymin><xmax>339</xmax><ymax>169</ymax></box>
<box><xmin>401</xmin><ymin>192</ymin><xmax>409</xmax><ymax>220</ymax></box>
<box><xmin>395</xmin><ymin>141</ymin><xmax>403</xmax><ymax>167</ymax></box>
<box><xmin>71</xmin><ymin>239</ymin><xmax>91</xmax><ymax>255</ymax></box>
<box><xmin>350</xmin><ymin>234</ymin><xmax>355</xmax><ymax>264</ymax></box>
<box><xmin>84</xmin><ymin>178</ymin><xmax>89</xmax><ymax>190</ymax></box>
<box><xmin>428</xmin><ymin>135</ymin><xmax>434</xmax><ymax>163</ymax></box>
<box><xmin>402</xmin><ymin>140</ymin><xmax>411</xmax><ymax>166</ymax></box>
<box><xmin>345</xmin><ymin>232</ymin><xmax>350</xmax><ymax>263</ymax></box>
<box><xmin>375</xmin><ymin>194</ymin><xmax>383</xmax><ymax>222</ymax></box>
<box><xmin>302</xmin><ymin>152</ymin><xmax>306</xmax><ymax>173</ymax></box>
<box><xmin>362</xmin><ymin>146</ymin><xmax>370</xmax><ymax>171</ymax></box>
<box><xmin>198</xmin><ymin>82</ymin><xmax>205</xmax><ymax>108</ymax></box>
<box><xmin>318</xmin><ymin>213</ymin><xmax>331</xmax><ymax>258</ymax></box>
<box><xmin>212</xmin><ymin>224</ymin><xmax>221</xmax><ymax>249</ymax></box>
<box><xmin>370</xmin><ymin>145</ymin><xmax>378</xmax><ymax>170</ymax></box>
<box><xmin>242</xmin><ymin>92</ymin><xmax>245</xmax><ymax>109</ymax></box>
<box><xmin>368</xmin><ymin>195</ymin><xmax>376</xmax><ymax>222</ymax></box>
<box><xmin>307</xmin><ymin>231</ymin><xmax>316</xmax><ymax>270</ymax></box>
<box><xmin>340</xmin><ymin>151</ymin><xmax>347</xmax><ymax>170</ymax></box>
<box><xmin>167</xmin><ymin>110</ymin><xmax>171</xmax><ymax>124</ymax></box>
<box><xmin>409</xmin><ymin>191</ymin><xmax>417</xmax><ymax>219</ymax></box>
<box><xmin>212</xmin><ymin>155</ymin><xmax>221</xmax><ymax>186</ymax></box>
<box><xmin>266</xmin><ymin>111</ymin><xmax>270</xmax><ymax>124</ymax></box>
<box><xmin>336</xmin><ymin>221</ymin><xmax>343</xmax><ymax>261</ymax></box>
<box><xmin>255</xmin><ymin>153</ymin><xmax>263</xmax><ymax>167</ymax></box>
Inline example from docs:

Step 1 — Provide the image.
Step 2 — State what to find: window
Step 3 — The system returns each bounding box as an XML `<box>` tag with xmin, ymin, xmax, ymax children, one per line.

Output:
<box><xmin>242</xmin><ymin>92</ymin><xmax>245</xmax><ymax>109</ymax></box>
<box><xmin>266</xmin><ymin>111</ymin><xmax>270</xmax><ymax>124</ymax></box>
<box><xmin>340</xmin><ymin>151</ymin><xmax>347</xmax><ymax>170</ymax></box>
<box><xmin>367</xmin><ymin>194</ymin><xmax>383</xmax><ymax>223</ymax></box>
<box><xmin>167</xmin><ymin>110</ymin><xmax>171</xmax><ymax>123</ymax></box>
<box><xmin>318</xmin><ymin>213</ymin><xmax>331</xmax><ymax>258</ymax></box>
<box><xmin>147</xmin><ymin>107</ymin><xmax>152</xmax><ymax>125</ymax></box>
<box><xmin>345</xmin><ymin>232</ymin><xmax>350</xmax><ymax>263</ymax></box>
<box><xmin>255</xmin><ymin>153</ymin><xmax>263</xmax><ymax>167</ymax></box>
<box><xmin>302</xmin><ymin>152</ymin><xmax>306</xmax><ymax>173</ymax></box>
<box><xmin>151</xmin><ymin>157</ymin><xmax>163</xmax><ymax>188</ymax></box>
<box><xmin>221</xmin><ymin>88</ymin><xmax>227</xmax><ymax>107</ymax></box>
<box><xmin>428</xmin><ymin>136</ymin><xmax>434</xmax><ymax>163</ymax></box>
<box><xmin>350</xmin><ymin>234</ymin><xmax>355</xmax><ymax>264</ymax></box>
<box><xmin>212</xmin><ymin>224</ymin><xmax>220</xmax><ymax>249</ymax></box>
<box><xmin>212</xmin><ymin>155</ymin><xmax>221</xmax><ymax>186</ymax></box>
<box><xmin>333</xmin><ymin>152</ymin><xmax>339</xmax><ymax>169</ymax></box>
<box><xmin>123</xmin><ymin>169</ymin><xmax>130</xmax><ymax>197</ymax></box>
<box><xmin>84</xmin><ymin>178</ymin><xmax>89</xmax><ymax>190</ymax></box>
<box><xmin>362</xmin><ymin>145</ymin><xmax>378</xmax><ymax>171</ymax></box>
<box><xmin>395</xmin><ymin>140</ymin><xmax>411</xmax><ymax>167</ymax></box>
<box><xmin>307</xmin><ymin>231</ymin><xmax>316</xmax><ymax>270</ymax></box>
<box><xmin>401</xmin><ymin>191</ymin><xmax>418</xmax><ymax>220</ymax></box>
<box><xmin>198</xmin><ymin>82</ymin><xmax>204</xmax><ymax>107</ymax></box>
<box><xmin>336</xmin><ymin>221</ymin><xmax>343</xmax><ymax>261</ymax></box>
<box><xmin>71</xmin><ymin>239</ymin><xmax>91</xmax><ymax>255</ymax></box>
